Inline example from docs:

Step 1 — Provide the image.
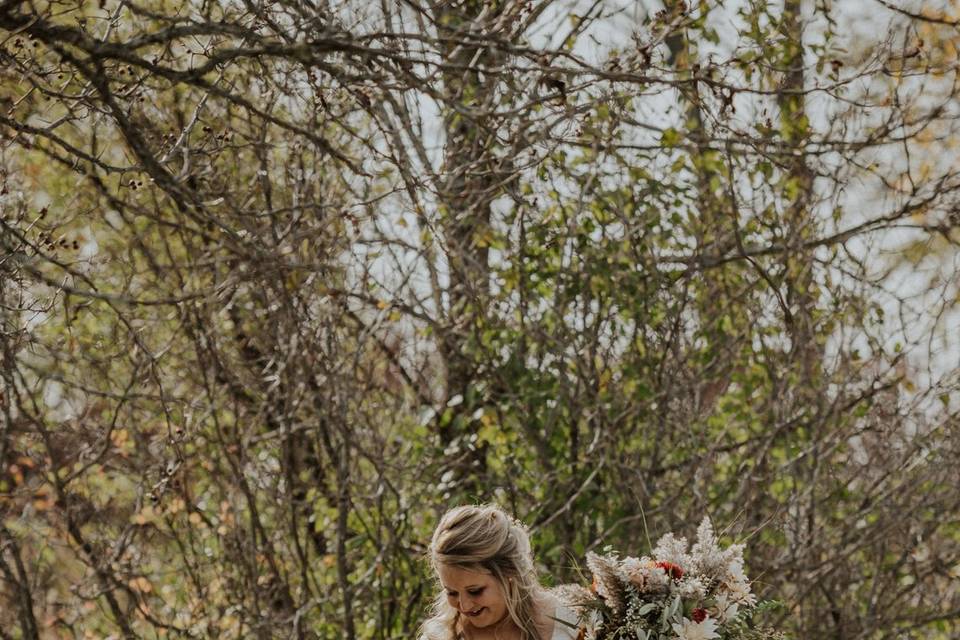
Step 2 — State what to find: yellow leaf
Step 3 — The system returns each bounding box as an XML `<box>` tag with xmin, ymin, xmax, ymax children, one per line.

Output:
<box><xmin>128</xmin><ymin>576</ymin><xmax>153</xmax><ymax>593</ymax></box>
<box><xmin>131</xmin><ymin>505</ymin><xmax>156</xmax><ymax>525</ymax></box>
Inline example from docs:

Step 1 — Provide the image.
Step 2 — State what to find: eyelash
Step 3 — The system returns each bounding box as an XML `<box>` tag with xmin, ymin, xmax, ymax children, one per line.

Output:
<box><xmin>448</xmin><ymin>589</ymin><xmax>483</xmax><ymax>597</ymax></box>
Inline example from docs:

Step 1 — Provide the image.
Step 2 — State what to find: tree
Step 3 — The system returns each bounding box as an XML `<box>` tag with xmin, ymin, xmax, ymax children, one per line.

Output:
<box><xmin>2</xmin><ymin>0</ymin><xmax>959</xmax><ymax>638</ymax></box>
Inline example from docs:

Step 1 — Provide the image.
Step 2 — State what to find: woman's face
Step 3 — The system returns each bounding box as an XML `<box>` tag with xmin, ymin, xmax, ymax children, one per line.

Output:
<box><xmin>437</xmin><ymin>564</ymin><xmax>509</xmax><ymax>629</ymax></box>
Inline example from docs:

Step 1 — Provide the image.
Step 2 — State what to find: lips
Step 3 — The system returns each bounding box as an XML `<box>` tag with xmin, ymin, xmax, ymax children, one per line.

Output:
<box><xmin>464</xmin><ymin>608</ymin><xmax>485</xmax><ymax>617</ymax></box>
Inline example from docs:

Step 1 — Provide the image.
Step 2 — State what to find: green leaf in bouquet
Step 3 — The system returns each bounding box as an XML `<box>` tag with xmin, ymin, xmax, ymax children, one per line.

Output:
<box><xmin>754</xmin><ymin>599</ymin><xmax>786</xmax><ymax>615</ymax></box>
<box><xmin>636</xmin><ymin>603</ymin><xmax>658</xmax><ymax>616</ymax></box>
<box><xmin>669</xmin><ymin>595</ymin><xmax>681</xmax><ymax>618</ymax></box>
<box><xmin>658</xmin><ymin>595</ymin><xmax>682</xmax><ymax>632</ymax></box>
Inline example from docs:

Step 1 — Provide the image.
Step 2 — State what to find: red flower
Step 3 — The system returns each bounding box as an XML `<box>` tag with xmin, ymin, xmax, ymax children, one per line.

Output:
<box><xmin>692</xmin><ymin>608</ymin><xmax>708</xmax><ymax>623</ymax></box>
<box><xmin>656</xmin><ymin>561</ymin><xmax>684</xmax><ymax>580</ymax></box>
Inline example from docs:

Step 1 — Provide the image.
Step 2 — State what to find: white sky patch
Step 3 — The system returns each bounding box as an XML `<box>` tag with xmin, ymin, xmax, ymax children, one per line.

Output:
<box><xmin>43</xmin><ymin>380</ymin><xmax>63</xmax><ymax>408</ymax></box>
<box><xmin>78</xmin><ymin>226</ymin><xmax>100</xmax><ymax>262</ymax></box>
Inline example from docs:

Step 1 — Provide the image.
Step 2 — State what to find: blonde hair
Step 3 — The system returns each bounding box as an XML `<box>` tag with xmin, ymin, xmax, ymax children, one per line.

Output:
<box><xmin>420</xmin><ymin>504</ymin><xmax>543</xmax><ymax>640</ymax></box>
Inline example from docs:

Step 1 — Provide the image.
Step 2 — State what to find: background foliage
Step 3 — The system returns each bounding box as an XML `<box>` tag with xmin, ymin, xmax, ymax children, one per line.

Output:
<box><xmin>1</xmin><ymin>0</ymin><xmax>959</xmax><ymax>638</ymax></box>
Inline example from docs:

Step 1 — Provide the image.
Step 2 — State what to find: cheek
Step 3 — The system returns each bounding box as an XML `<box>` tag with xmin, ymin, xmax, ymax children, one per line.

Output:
<box><xmin>484</xmin><ymin>591</ymin><xmax>503</xmax><ymax>609</ymax></box>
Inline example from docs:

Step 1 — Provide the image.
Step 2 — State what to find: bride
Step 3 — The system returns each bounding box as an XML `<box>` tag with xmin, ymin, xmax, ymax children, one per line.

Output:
<box><xmin>419</xmin><ymin>504</ymin><xmax>580</xmax><ymax>640</ymax></box>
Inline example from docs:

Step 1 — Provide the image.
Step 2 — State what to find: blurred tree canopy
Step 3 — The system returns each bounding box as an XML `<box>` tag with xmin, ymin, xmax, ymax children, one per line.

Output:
<box><xmin>1</xmin><ymin>0</ymin><xmax>959</xmax><ymax>638</ymax></box>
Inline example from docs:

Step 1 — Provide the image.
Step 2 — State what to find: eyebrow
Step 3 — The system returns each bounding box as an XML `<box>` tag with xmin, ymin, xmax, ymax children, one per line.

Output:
<box><xmin>442</xmin><ymin>584</ymin><xmax>484</xmax><ymax>591</ymax></box>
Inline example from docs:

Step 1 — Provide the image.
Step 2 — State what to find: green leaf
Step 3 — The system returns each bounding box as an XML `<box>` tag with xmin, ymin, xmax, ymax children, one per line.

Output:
<box><xmin>661</xmin><ymin>128</ymin><xmax>682</xmax><ymax>147</ymax></box>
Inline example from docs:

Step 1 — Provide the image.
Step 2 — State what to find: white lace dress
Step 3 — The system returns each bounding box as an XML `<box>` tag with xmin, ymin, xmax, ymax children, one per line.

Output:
<box><xmin>550</xmin><ymin>602</ymin><xmax>580</xmax><ymax>640</ymax></box>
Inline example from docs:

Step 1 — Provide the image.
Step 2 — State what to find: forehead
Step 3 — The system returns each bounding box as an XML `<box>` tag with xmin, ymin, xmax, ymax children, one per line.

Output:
<box><xmin>437</xmin><ymin>565</ymin><xmax>494</xmax><ymax>589</ymax></box>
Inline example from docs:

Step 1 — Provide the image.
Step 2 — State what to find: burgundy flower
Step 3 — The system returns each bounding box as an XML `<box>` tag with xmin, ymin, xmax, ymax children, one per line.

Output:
<box><xmin>692</xmin><ymin>608</ymin><xmax>708</xmax><ymax>623</ymax></box>
<box><xmin>656</xmin><ymin>560</ymin><xmax>684</xmax><ymax>580</ymax></box>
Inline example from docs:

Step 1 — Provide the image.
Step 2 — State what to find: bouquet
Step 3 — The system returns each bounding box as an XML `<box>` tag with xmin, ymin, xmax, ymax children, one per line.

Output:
<box><xmin>558</xmin><ymin>518</ymin><xmax>784</xmax><ymax>640</ymax></box>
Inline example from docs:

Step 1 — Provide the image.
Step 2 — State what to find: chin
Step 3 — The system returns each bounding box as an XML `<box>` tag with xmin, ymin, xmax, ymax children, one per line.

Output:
<box><xmin>464</xmin><ymin>609</ymin><xmax>505</xmax><ymax>629</ymax></box>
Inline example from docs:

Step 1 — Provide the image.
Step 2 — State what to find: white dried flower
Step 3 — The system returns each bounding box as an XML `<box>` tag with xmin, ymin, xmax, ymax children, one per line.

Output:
<box><xmin>689</xmin><ymin>517</ymin><xmax>750</xmax><ymax>585</ymax></box>
<box><xmin>653</xmin><ymin>532</ymin><xmax>692</xmax><ymax>569</ymax></box>
<box><xmin>713</xmin><ymin>592</ymin><xmax>740</xmax><ymax>622</ymax></box>
<box><xmin>676</xmin><ymin>574</ymin><xmax>708</xmax><ymax>600</ymax></box>
<box><xmin>671</xmin><ymin>616</ymin><xmax>720</xmax><ymax>640</ymax></box>
<box><xmin>719</xmin><ymin>557</ymin><xmax>756</xmax><ymax>606</ymax></box>
<box><xmin>621</xmin><ymin>555</ymin><xmax>670</xmax><ymax>593</ymax></box>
